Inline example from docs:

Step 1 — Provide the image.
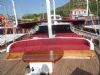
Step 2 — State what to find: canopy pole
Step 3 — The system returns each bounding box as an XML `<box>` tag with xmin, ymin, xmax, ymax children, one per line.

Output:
<box><xmin>12</xmin><ymin>0</ymin><xmax>18</xmax><ymax>27</ymax></box>
<box><xmin>86</xmin><ymin>0</ymin><xmax>89</xmax><ymax>16</ymax></box>
<box><xmin>46</xmin><ymin>0</ymin><xmax>53</xmax><ymax>38</ymax></box>
<box><xmin>52</xmin><ymin>0</ymin><xmax>56</xmax><ymax>23</ymax></box>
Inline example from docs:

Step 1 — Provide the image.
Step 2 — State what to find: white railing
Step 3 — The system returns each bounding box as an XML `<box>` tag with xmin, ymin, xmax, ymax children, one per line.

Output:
<box><xmin>70</xmin><ymin>25</ymin><xmax>100</xmax><ymax>39</ymax></box>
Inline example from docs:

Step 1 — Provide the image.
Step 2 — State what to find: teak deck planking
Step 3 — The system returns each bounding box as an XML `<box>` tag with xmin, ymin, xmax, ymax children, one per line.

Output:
<box><xmin>0</xmin><ymin>47</ymin><xmax>100</xmax><ymax>75</ymax></box>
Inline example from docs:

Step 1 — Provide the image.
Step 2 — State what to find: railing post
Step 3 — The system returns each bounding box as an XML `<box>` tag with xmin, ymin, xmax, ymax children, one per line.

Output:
<box><xmin>90</xmin><ymin>38</ymin><xmax>93</xmax><ymax>42</ymax></box>
<box><xmin>99</xmin><ymin>29</ymin><xmax>100</xmax><ymax>35</ymax></box>
<box><xmin>98</xmin><ymin>39</ymin><xmax>100</xmax><ymax>47</ymax></box>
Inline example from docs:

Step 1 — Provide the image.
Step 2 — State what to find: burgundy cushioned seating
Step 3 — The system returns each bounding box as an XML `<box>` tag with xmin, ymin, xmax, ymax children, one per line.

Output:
<box><xmin>9</xmin><ymin>38</ymin><xmax>90</xmax><ymax>52</ymax></box>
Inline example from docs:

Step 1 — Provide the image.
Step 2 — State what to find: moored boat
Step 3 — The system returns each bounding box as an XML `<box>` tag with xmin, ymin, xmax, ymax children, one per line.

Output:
<box><xmin>5</xmin><ymin>0</ymin><xmax>96</xmax><ymax>75</ymax></box>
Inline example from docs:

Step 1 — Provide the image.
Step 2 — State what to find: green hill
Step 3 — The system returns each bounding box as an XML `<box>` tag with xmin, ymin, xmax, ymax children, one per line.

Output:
<box><xmin>56</xmin><ymin>0</ymin><xmax>100</xmax><ymax>17</ymax></box>
<box><xmin>21</xmin><ymin>0</ymin><xmax>100</xmax><ymax>21</ymax></box>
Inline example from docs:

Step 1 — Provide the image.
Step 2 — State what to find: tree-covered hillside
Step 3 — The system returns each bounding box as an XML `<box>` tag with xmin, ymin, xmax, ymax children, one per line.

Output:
<box><xmin>56</xmin><ymin>0</ymin><xmax>100</xmax><ymax>17</ymax></box>
<box><xmin>21</xmin><ymin>0</ymin><xmax>100</xmax><ymax>21</ymax></box>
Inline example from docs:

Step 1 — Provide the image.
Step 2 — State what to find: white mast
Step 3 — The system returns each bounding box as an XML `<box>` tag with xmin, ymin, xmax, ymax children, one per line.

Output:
<box><xmin>46</xmin><ymin>0</ymin><xmax>53</xmax><ymax>38</ymax></box>
<box><xmin>12</xmin><ymin>0</ymin><xmax>18</xmax><ymax>27</ymax></box>
<box><xmin>86</xmin><ymin>0</ymin><xmax>89</xmax><ymax>16</ymax></box>
<box><xmin>52</xmin><ymin>0</ymin><xmax>56</xmax><ymax>23</ymax></box>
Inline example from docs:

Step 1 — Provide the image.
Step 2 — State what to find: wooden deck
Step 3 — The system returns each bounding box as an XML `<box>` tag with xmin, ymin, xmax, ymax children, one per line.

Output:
<box><xmin>53</xmin><ymin>56</ymin><xmax>99</xmax><ymax>75</ymax></box>
<box><xmin>0</xmin><ymin>47</ymin><xmax>100</xmax><ymax>75</ymax></box>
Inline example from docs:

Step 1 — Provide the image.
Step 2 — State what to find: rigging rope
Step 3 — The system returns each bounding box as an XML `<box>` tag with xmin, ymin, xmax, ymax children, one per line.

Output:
<box><xmin>88</xmin><ymin>2</ymin><xmax>97</xmax><ymax>34</ymax></box>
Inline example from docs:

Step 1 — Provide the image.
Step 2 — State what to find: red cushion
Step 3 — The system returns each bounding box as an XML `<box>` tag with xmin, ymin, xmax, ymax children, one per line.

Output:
<box><xmin>9</xmin><ymin>38</ymin><xmax>90</xmax><ymax>52</ymax></box>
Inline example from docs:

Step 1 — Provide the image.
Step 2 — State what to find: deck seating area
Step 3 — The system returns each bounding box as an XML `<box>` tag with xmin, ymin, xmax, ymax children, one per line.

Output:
<box><xmin>9</xmin><ymin>37</ymin><xmax>90</xmax><ymax>53</ymax></box>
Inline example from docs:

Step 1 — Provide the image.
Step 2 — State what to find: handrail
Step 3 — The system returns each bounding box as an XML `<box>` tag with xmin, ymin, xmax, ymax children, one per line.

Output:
<box><xmin>70</xmin><ymin>25</ymin><xmax>100</xmax><ymax>39</ymax></box>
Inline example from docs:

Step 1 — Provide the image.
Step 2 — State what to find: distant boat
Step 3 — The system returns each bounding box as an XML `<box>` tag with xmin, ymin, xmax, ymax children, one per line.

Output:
<box><xmin>0</xmin><ymin>15</ymin><xmax>25</xmax><ymax>48</ymax></box>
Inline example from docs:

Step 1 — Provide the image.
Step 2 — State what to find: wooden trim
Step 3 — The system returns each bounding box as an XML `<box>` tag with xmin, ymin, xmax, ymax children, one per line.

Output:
<box><xmin>63</xmin><ymin>50</ymin><xmax>96</xmax><ymax>58</ymax></box>
<box><xmin>7</xmin><ymin>52</ymin><xmax>24</xmax><ymax>59</ymax></box>
<box><xmin>6</xmin><ymin>50</ymin><xmax>96</xmax><ymax>60</ymax></box>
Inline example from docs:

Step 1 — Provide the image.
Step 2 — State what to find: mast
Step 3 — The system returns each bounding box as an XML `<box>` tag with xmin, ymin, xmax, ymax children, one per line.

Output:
<box><xmin>12</xmin><ymin>0</ymin><xmax>18</xmax><ymax>42</ymax></box>
<box><xmin>52</xmin><ymin>0</ymin><xmax>56</xmax><ymax>23</ymax></box>
<box><xmin>46</xmin><ymin>0</ymin><xmax>53</xmax><ymax>38</ymax></box>
<box><xmin>86</xmin><ymin>0</ymin><xmax>89</xmax><ymax>16</ymax></box>
<box><xmin>11</xmin><ymin>0</ymin><xmax>18</xmax><ymax>27</ymax></box>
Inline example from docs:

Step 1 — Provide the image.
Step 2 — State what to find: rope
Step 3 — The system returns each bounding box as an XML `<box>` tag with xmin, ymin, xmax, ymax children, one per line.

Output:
<box><xmin>88</xmin><ymin>7</ymin><xmax>97</xmax><ymax>34</ymax></box>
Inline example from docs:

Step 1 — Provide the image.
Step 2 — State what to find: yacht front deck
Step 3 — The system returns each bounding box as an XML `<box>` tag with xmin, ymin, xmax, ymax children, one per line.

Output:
<box><xmin>0</xmin><ymin>47</ymin><xmax>99</xmax><ymax>75</ymax></box>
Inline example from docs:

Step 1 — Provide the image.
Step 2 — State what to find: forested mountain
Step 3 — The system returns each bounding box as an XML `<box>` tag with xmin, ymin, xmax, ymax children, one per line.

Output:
<box><xmin>56</xmin><ymin>0</ymin><xmax>100</xmax><ymax>17</ymax></box>
<box><xmin>22</xmin><ymin>0</ymin><xmax>100</xmax><ymax>20</ymax></box>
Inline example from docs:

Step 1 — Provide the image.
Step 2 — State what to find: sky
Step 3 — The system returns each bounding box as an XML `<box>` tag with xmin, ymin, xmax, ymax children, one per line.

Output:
<box><xmin>0</xmin><ymin>0</ymin><xmax>70</xmax><ymax>18</ymax></box>
<box><xmin>15</xmin><ymin>0</ymin><xmax>70</xmax><ymax>18</ymax></box>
